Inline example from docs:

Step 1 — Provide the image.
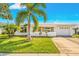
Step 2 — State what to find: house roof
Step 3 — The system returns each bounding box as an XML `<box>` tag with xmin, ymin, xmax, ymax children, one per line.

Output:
<box><xmin>28</xmin><ymin>23</ymin><xmax>79</xmax><ymax>28</ymax></box>
<box><xmin>38</xmin><ymin>24</ymin><xmax>77</xmax><ymax>27</ymax></box>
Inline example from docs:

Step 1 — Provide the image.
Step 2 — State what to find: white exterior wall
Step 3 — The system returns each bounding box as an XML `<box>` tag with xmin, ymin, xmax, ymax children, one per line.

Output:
<box><xmin>70</xmin><ymin>28</ymin><xmax>75</xmax><ymax>36</ymax></box>
<box><xmin>15</xmin><ymin>24</ymin><xmax>77</xmax><ymax>36</ymax></box>
<box><xmin>47</xmin><ymin>32</ymin><xmax>56</xmax><ymax>36</ymax></box>
<box><xmin>0</xmin><ymin>28</ymin><xmax>2</xmax><ymax>34</ymax></box>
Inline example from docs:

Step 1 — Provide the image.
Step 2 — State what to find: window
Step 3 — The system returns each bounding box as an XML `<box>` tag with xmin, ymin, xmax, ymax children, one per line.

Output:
<box><xmin>44</xmin><ymin>27</ymin><xmax>54</xmax><ymax>32</ymax></box>
<box><xmin>59</xmin><ymin>26</ymin><xmax>70</xmax><ymax>29</ymax></box>
<box><xmin>51</xmin><ymin>27</ymin><xmax>54</xmax><ymax>32</ymax></box>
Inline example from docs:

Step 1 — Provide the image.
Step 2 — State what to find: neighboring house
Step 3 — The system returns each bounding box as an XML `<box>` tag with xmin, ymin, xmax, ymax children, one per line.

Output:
<box><xmin>15</xmin><ymin>24</ymin><xmax>79</xmax><ymax>37</ymax></box>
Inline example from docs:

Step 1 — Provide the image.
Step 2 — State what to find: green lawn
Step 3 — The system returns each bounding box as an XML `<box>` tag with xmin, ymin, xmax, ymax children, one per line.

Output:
<box><xmin>0</xmin><ymin>36</ymin><xmax>59</xmax><ymax>53</ymax></box>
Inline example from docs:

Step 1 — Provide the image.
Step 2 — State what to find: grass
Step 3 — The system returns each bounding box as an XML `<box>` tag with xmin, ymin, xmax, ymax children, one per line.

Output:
<box><xmin>0</xmin><ymin>36</ymin><xmax>59</xmax><ymax>53</ymax></box>
<box><xmin>0</xmin><ymin>34</ymin><xmax>9</xmax><ymax>39</ymax></box>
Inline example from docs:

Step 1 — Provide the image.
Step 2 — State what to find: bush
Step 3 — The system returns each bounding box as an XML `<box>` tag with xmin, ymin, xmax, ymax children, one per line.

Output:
<box><xmin>4</xmin><ymin>24</ymin><xmax>17</xmax><ymax>37</ymax></box>
<box><xmin>72</xmin><ymin>34</ymin><xmax>79</xmax><ymax>38</ymax></box>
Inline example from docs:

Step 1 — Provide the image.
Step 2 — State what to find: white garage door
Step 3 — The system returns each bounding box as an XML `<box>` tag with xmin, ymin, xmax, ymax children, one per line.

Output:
<box><xmin>56</xmin><ymin>26</ymin><xmax>72</xmax><ymax>36</ymax></box>
<box><xmin>57</xmin><ymin>29</ymin><xmax>71</xmax><ymax>36</ymax></box>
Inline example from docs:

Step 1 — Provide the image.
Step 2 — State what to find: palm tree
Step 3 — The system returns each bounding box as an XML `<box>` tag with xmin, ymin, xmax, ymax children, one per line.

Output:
<box><xmin>15</xmin><ymin>3</ymin><xmax>47</xmax><ymax>40</ymax></box>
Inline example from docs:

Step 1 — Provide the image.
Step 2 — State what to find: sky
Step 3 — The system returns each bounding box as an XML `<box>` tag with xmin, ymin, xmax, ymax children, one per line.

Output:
<box><xmin>1</xmin><ymin>3</ymin><xmax>79</xmax><ymax>24</ymax></box>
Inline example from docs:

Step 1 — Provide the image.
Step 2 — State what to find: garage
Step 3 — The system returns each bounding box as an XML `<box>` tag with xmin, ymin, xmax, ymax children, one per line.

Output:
<box><xmin>55</xmin><ymin>25</ymin><xmax>74</xmax><ymax>36</ymax></box>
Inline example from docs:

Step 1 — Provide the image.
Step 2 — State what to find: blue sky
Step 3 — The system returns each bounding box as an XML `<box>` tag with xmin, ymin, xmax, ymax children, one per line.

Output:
<box><xmin>46</xmin><ymin>3</ymin><xmax>79</xmax><ymax>24</ymax></box>
<box><xmin>1</xmin><ymin>3</ymin><xmax>79</xmax><ymax>24</ymax></box>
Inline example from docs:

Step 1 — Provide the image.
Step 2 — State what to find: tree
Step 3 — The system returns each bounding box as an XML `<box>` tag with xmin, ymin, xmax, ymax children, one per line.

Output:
<box><xmin>0</xmin><ymin>4</ymin><xmax>13</xmax><ymax>37</ymax></box>
<box><xmin>4</xmin><ymin>24</ymin><xmax>17</xmax><ymax>37</ymax></box>
<box><xmin>0</xmin><ymin>4</ymin><xmax>12</xmax><ymax>20</ymax></box>
<box><xmin>15</xmin><ymin>3</ymin><xmax>47</xmax><ymax>40</ymax></box>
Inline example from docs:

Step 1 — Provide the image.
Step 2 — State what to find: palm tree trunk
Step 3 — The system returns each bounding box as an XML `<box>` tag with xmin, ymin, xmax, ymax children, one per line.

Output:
<box><xmin>7</xmin><ymin>20</ymin><xmax>10</xmax><ymax>38</ymax></box>
<box><xmin>27</xmin><ymin>14</ymin><xmax>32</xmax><ymax>41</ymax></box>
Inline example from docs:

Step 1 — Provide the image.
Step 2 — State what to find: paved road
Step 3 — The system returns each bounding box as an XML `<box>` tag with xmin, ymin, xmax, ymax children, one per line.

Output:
<box><xmin>53</xmin><ymin>37</ymin><xmax>79</xmax><ymax>56</ymax></box>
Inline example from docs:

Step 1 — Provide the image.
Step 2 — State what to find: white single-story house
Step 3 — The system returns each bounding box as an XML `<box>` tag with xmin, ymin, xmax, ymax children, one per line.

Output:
<box><xmin>14</xmin><ymin>24</ymin><xmax>79</xmax><ymax>37</ymax></box>
<box><xmin>0</xmin><ymin>22</ymin><xmax>78</xmax><ymax>37</ymax></box>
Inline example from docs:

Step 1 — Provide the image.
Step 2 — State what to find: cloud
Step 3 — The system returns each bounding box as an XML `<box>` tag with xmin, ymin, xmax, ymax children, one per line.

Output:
<box><xmin>9</xmin><ymin>3</ymin><xmax>26</xmax><ymax>9</ymax></box>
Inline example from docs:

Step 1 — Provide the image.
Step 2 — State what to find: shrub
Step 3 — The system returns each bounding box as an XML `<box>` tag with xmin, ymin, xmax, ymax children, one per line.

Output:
<box><xmin>72</xmin><ymin>34</ymin><xmax>79</xmax><ymax>38</ymax></box>
<box><xmin>3</xmin><ymin>24</ymin><xmax>17</xmax><ymax>37</ymax></box>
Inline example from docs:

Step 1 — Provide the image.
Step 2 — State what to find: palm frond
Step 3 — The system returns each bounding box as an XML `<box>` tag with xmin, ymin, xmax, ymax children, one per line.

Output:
<box><xmin>36</xmin><ymin>3</ymin><xmax>46</xmax><ymax>8</ymax></box>
<box><xmin>33</xmin><ymin>8</ymin><xmax>47</xmax><ymax>22</ymax></box>
<box><xmin>41</xmin><ymin>3</ymin><xmax>46</xmax><ymax>8</ymax></box>
<box><xmin>15</xmin><ymin>11</ymin><xmax>28</xmax><ymax>26</ymax></box>
<box><xmin>32</xmin><ymin>15</ymin><xmax>39</xmax><ymax>32</ymax></box>
<box><xmin>21</xmin><ymin>3</ymin><xmax>34</xmax><ymax>9</ymax></box>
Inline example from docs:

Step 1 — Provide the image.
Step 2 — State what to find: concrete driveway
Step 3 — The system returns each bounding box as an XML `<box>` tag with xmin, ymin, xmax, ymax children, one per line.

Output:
<box><xmin>53</xmin><ymin>37</ymin><xmax>79</xmax><ymax>56</ymax></box>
